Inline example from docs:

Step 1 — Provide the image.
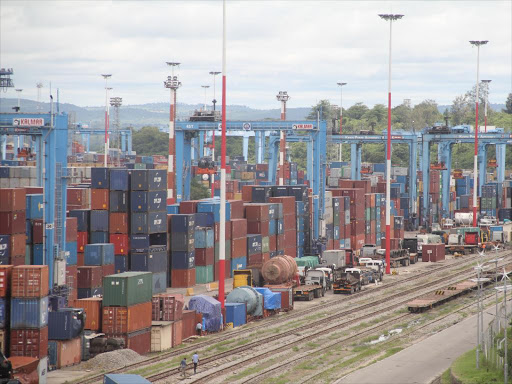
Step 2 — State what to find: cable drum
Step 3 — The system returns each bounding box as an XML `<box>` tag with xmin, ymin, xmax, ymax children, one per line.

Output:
<box><xmin>261</xmin><ymin>255</ymin><xmax>298</xmax><ymax>285</ymax></box>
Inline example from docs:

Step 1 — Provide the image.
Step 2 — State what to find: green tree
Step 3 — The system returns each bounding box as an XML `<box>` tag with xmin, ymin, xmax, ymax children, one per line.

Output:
<box><xmin>132</xmin><ymin>126</ymin><xmax>168</xmax><ymax>156</ymax></box>
<box><xmin>345</xmin><ymin>102</ymin><xmax>369</xmax><ymax>120</ymax></box>
<box><xmin>505</xmin><ymin>93</ymin><xmax>512</xmax><ymax>114</ymax></box>
<box><xmin>190</xmin><ymin>178</ymin><xmax>211</xmax><ymax>200</ymax></box>
<box><xmin>392</xmin><ymin>104</ymin><xmax>413</xmax><ymax>131</ymax></box>
<box><xmin>411</xmin><ymin>99</ymin><xmax>443</xmax><ymax>131</ymax></box>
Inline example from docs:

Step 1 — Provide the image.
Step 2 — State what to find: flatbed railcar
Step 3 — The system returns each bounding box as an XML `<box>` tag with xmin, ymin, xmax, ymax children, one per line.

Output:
<box><xmin>407</xmin><ymin>280</ymin><xmax>478</xmax><ymax>313</ymax></box>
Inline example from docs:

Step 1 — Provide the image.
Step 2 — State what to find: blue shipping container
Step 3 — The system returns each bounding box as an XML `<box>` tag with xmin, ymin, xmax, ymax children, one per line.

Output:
<box><xmin>104</xmin><ymin>374</ymin><xmax>152</xmax><ymax>384</ymax></box>
<box><xmin>84</xmin><ymin>243</ymin><xmax>115</xmax><ymax>266</ymax></box>
<box><xmin>68</xmin><ymin>210</ymin><xmax>90</xmax><ymax>232</ymax></box>
<box><xmin>194</xmin><ymin>228</ymin><xmax>214</xmax><ymax>248</ymax></box>
<box><xmin>131</xmin><ymin>213</ymin><xmax>148</xmax><ymax>234</ymax></box>
<box><xmin>110</xmin><ymin>191</ymin><xmax>129</xmax><ymax>212</ymax></box>
<box><xmin>115</xmin><ymin>255</ymin><xmax>129</xmax><ymax>274</ymax></box>
<box><xmin>224</xmin><ymin>302</ymin><xmax>246</xmax><ymax>327</ymax></box>
<box><xmin>90</xmin><ymin>210</ymin><xmax>109</xmax><ymax>232</ymax></box>
<box><xmin>48</xmin><ymin>309</ymin><xmax>84</xmax><ymax>340</ymax></box>
<box><xmin>166</xmin><ymin>204</ymin><xmax>180</xmax><ymax>215</ymax></box>
<box><xmin>148</xmin><ymin>212</ymin><xmax>167</xmax><ymax>233</ymax></box>
<box><xmin>130</xmin><ymin>250</ymin><xmax>167</xmax><ymax>273</ymax></box>
<box><xmin>195</xmin><ymin>213</ymin><xmax>214</xmax><ymax>227</ymax></box>
<box><xmin>11</xmin><ymin>296</ymin><xmax>49</xmax><ymax>329</ymax></box>
<box><xmin>171</xmin><ymin>251</ymin><xmax>195</xmax><ymax>269</ymax></box>
<box><xmin>66</xmin><ymin>241</ymin><xmax>78</xmax><ymax>265</ymax></box>
<box><xmin>170</xmin><ymin>214</ymin><xmax>196</xmax><ymax>233</ymax></box>
<box><xmin>0</xmin><ymin>298</ymin><xmax>7</xmax><ymax>328</ymax></box>
<box><xmin>109</xmin><ymin>169</ymin><xmax>130</xmax><ymax>191</ymax></box>
<box><xmin>148</xmin><ymin>191</ymin><xmax>166</xmax><ymax>212</ymax></box>
<box><xmin>197</xmin><ymin>200</ymin><xmax>231</xmax><ymax>222</ymax></box>
<box><xmin>33</xmin><ymin>244</ymin><xmax>43</xmax><ymax>265</ymax></box>
<box><xmin>130</xmin><ymin>235</ymin><xmax>149</xmax><ymax>251</ymax></box>
<box><xmin>26</xmin><ymin>194</ymin><xmax>43</xmax><ymax>220</ymax></box>
<box><xmin>90</xmin><ymin>231</ymin><xmax>109</xmax><ymax>244</ymax></box>
<box><xmin>77</xmin><ymin>287</ymin><xmax>103</xmax><ymax>299</ymax></box>
<box><xmin>152</xmin><ymin>271</ymin><xmax>167</xmax><ymax>294</ymax></box>
<box><xmin>231</xmin><ymin>257</ymin><xmax>247</xmax><ymax>271</ymax></box>
<box><xmin>91</xmin><ymin>168</ymin><xmax>109</xmax><ymax>189</ymax></box>
<box><xmin>0</xmin><ymin>235</ymin><xmax>10</xmax><ymax>259</ymax></box>
<box><xmin>131</xmin><ymin>191</ymin><xmax>148</xmax><ymax>212</ymax></box>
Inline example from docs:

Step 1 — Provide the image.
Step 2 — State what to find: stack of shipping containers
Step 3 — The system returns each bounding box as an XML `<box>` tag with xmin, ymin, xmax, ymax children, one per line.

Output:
<box><xmin>0</xmin><ymin>188</ymin><xmax>26</xmax><ymax>266</ymax></box>
<box><xmin>169</xmin><ymin>214</ymin><xmax>196</xmax><ymax>288</ymax></box>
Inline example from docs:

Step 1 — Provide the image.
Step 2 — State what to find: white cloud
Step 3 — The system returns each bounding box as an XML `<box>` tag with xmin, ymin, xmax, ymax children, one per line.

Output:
<box><xmin>1</xmin><ymin>0</ymin><xmax>510</xmax><ymax>110</ymax></box>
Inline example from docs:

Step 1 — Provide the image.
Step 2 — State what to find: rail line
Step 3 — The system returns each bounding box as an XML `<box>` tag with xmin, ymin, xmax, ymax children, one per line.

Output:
<box><xmin>148</xmin><ymin>257</ymin><xmax>512</xmax><ymax>383</ymax></box>
<box><xmin>77</xmin><ymin>252</ymin><xmax>508</xmax><ymax>384</ymax></box>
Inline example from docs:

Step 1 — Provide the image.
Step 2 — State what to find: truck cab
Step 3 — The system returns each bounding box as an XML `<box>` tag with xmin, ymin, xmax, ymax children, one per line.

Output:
<box><xmin>361</xmin><ymin>260</ymin><xmax>384</xmax><ymax>281</ymax></box>
<box><xmin>312</xmin><ymin>267</ymin><xmax>334</xmax><ymax>290</ymax></box>
<box><xmin>305</xmin><ymin>269</ymin><xmax>327</xmax><ymax>294</ymax></box>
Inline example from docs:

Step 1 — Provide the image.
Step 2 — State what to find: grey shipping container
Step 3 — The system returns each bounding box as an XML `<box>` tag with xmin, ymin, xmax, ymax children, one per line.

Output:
<box><xmin>48</xmin><ymin>309</ymin><xmax>85</xmax><ymax>340</ymax></box>
<box><xmin>102</xmin><ymin>272</ymin><xmax>153</xmax><ymax>307</ymax></box>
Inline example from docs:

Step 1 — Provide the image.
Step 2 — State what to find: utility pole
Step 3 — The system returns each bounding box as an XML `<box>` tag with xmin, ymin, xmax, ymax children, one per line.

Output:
<box><xmin>101</xmin><ymin>74</ymin><xmax>112</xmax><ymax>167</ymax></box>
<box><xmin>209</xmin><ymin>71</ymin><xmax>221</xmax><ymax>198</ymax></box>
<box><xmin>110</xmin><ymin>96</ymin><xmax>122</xmax><ymax>166</ymax></box>
<box><xmin>469</xmin><ymin>40</ymin><xmax>488</xmax><ymax>227</ymax></box>
<box><xmin>15</xmin><ymin>88</ymin><xmax>22</xmax><ymax>111</ymax></box>
<box><xmin>337</xmin><ymin>82</ymin><xmax>347</xmax><ymax>162</ymax></box>
<box><xmin>379</xmin><ymin>13</ymin><xmax>404</xmax><ymax>275</ymax></box>
<box><xmin>201</xmin><ymin>85</ymin><xmax>210</xmax><ymax>111</ymax></box>
<box><xmin>164</xmin><ymin>62</ymin><xmax>181</xmax><ymax>205</ymax></box>
<box><xmin>276</xmin><ymin>91</ymin><xmax>290</xmax><ymax>186</ymax></box>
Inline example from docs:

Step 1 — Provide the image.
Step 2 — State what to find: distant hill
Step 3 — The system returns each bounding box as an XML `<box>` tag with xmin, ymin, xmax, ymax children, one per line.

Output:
<box><xmin>0</xmin><ymin>98</ymin><xmax>505</xmax><ymax>129</ymax></box>
<box><xmin>0</xmin><ymin>98</ymin><xmax>311</xmax><ymax>129</ymax></box>
<box><xmin>438</xmin><ymin>104</ymin><xmax>505</xmax><ymax>113</ymax></box>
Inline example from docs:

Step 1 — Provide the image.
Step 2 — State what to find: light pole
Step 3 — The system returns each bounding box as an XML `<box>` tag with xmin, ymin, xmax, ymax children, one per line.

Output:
<box><xmin>219</xmin><ymin>0</ymin><xmax>227</xmax><ymax>310</ymax></box>
<box><xmin>101</xmin><ymin>75</ymin><xmax>112</xmax><ymax>167</ymax></box>
<box><xmin>276</xmin><ymin>91</ymin><xmax>290</xmax><ymax>186</ymax></box>
<box><xmin>110</xmin><ymin>96</ymin><xmax>122</xmax><ymax>165</ymax></box>
<box><xmin>469</xmin><ymin>40</ymin><xmax>488</xmax><ymax>227</ymax></box>
<box><xmin>482</xmin><ymin>79</ymin><xmax>492</xmax><ymax>133</ymax></box>
<box><xmin>379</xmin><ymin>13</ymin><xmax>404</xmax><ymax>275</ymax></box>
<box><xmin>164</xmin><ymin>62</ymin><xmax>181</xmax><ymax>205</ymax></box>
<box><xmin>209</xmin><ymin>71</ymin><xmax>221</xmax><ymax>198</ymax></box>
<box><xmin>496</xmin><ymin>269</ymin><xmax>511</xmax><ymax>384</ymax></box>
<box><xmin>15</xmin><ymin>88</ymin><xmax>22</xmax><ymax>110</ymax></box>
<box><xmin>472</xmin><ymin>265</ymin><xmax>490</xmax><ymax>369</ymax></box>
<box><xmin>337</xmin><ymin>82</ymin><xmax>347</xmax><ymax>162</ymax></box>
<box><xmin>201</xmin><ymin>85</ymin><xmax>210</xmax><ymax>111</ymax></box>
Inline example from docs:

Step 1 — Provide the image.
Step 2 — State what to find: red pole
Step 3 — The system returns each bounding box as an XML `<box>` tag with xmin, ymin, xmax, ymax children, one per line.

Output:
<box><xmin>211</xmin><ymin>131</ymin><xmax>215</xmax><ymax>198</ymax></box>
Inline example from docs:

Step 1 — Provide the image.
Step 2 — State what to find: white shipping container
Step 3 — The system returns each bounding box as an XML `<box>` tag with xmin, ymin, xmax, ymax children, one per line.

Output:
<box><xmin>38</xmin><ymin>356</ymin><xmax>48</xmax><ymax>384</ymax></box>
<box><xmin>151</xmin><ymin>321</ymin><xmax>173</xmax><ymax>352</ymax></box>
<box><xmin>322</xmin><ymin>250</ymin><xmax>346</xmax><ymax>267</ymax></box>
<box><xmin>328</xmin><ymin>177</ymin><xmax>339</xmax><ymax>187</ymax></box>
<box><xmin>330</xmin><ymin>168</ymin><xmax>342</xmax><ymax>178</ymax></box>
<box><xmin>54</xmin><ymin>259</ymin><xmax>66</xmax><ymax>286</ymax></box>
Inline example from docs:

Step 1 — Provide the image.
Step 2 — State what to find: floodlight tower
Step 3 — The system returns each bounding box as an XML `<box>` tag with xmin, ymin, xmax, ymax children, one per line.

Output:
<box><xmin>15</xmin><ymin>89</ymin><xmax>23</xmax><ymax>110</ymax></box>
<box><xmin>209</xmin><ymin>71</ymin><xmax>221</xmax><ymax>111</ymax></box>
<box><xmin>379</xmin><ymin>13</ymin><xmax>404</xmax><ymax>275</ymax></box>
<box><xmin>110</xmin><ymin>96</ymin><xmax>122</xmax><ymax>165</ymax></box>
<box><xmin>201</xmin><ymin>85</ymin><xmax>210</xmax><ymax>111</ymax></box>
<box><xmin>36</xmin><ymin>82</ymin><xmax>43</xmax><ymax>110</ymax></box>
<box><xmin>337</xmin><ymin>82</ymin><xmax>347</xmax><ymax>161</ymax></box>
<box><xmin>469</xmin><ymin>40</ymin><xmax>488</xmax><ymax>227</ymax></box>
<box><xmin>101</xmin><ymin>74</ymin><xmax>112</xmax><ymax>167</ymax></box>
<box><xmin>164</xmin><ymin>62</ymin><xmax>181</xmax><ymax>205</ymax></box>
<box><xmin>482</xmin><ymin>80</ymin><xmax>491</xmax><ymax>132</ymax></box>
<box><xmin>276</xmin><ymin>91</ymin><xmax>290</xmax><ymax>186</ymax></box>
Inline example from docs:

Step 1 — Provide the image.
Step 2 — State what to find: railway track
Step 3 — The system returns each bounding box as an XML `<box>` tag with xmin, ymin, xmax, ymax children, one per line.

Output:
<box><xmin>148</xmin><ymin>256</ymin><xmax>512</xmax><ymax>383</ymax></box>
<box><xmin>77</xmin><ymin>251</ymin><xmax>508</xmax><ymax>384</ymax></box>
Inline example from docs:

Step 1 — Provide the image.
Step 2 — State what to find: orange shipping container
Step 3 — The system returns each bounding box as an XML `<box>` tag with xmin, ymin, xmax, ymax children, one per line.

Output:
<box><xmin>11</xmin><ymin>265</ymin><xmax>49</xmax><ymax>298</ymax></box>
<box><xmin>0</xmin><ymin>266</ymin><xmax>13</xmax><ymax>297</ymax></box>
<box><xmin>172</xmin><ymin>319</ymin><xmax>183</xmax><ymax>347</ymax></box>
<box><xmin>90</xmin><ymin>189</ymin><xmax>109</xmax><ymax>210</ymax></box>
<box><xmin>102</xmin><ymin>301</ymin><xmax>152</xmax><ymax>334</ymax></box>
<box><xmin>54</xmin><ymin>337</ymin><xmax>82</xmax><ymax>369</ymax></box>
<box><xmin>73</xmin><ymin>298</ymin><xmax>102</xmax><ymax>331</ymax></box>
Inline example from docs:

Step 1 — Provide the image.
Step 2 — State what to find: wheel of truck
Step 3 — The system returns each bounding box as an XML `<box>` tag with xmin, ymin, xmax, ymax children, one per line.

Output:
<box><xmin>309</xmin><ymin>291</ymin><xmax>314</xmax><ymax>301</ymax></box>
<box><xmin>322</xmin><ymin>288</ymin><xmax>325</xmax><ymax>297</ymax></box>
<box><xmin>406</xmin><ymin>258</ymin><xmax>410</xmax><ymax>266</ymax></box>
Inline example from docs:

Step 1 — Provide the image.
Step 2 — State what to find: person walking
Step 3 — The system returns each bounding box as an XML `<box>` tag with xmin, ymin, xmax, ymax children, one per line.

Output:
<box><xmin>180</xmin><ymin>357</ymin><xmax>187</xmax><ymax>378</ymax></box>
<box><xmin>192</xmin><ymin>352</ymin><xmax>199</xmax><ymax>374</ymax></box>
<box><xmin>196</xmin><ymin>322</ymin><xmax>202</xmax><ymax>336</ymax></box>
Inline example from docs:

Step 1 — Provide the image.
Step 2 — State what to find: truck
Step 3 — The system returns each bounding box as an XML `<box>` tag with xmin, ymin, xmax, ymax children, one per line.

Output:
<box><xmin>293</xmin><ymin>270</ymin><xmax>326</xmax><ymax>301</ymax></box>
<box><xmin>445</xmin><ymin>233</ymin><xmax>477</xmax><ymax>255</ymax></box>
<box><xmin>333</xmin><ymin>269</ymin><xmax>361</xmax><ymax>294</ymax></box>
<box><xmin>375</xmin><ymin>248</ymin><xmax>411</xmax><ymax>267</ymax></box>
<box><xmin>358</xmin><ymin>260</ymin><xmax>384</xmax><ymax>282</ymax></box>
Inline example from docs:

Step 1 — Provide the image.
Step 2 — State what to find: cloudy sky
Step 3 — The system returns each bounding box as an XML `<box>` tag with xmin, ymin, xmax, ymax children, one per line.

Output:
<box><xmin>1</xmin><ymin>0</ymin><xmax>510</xmax><ymax>109</ymax></box>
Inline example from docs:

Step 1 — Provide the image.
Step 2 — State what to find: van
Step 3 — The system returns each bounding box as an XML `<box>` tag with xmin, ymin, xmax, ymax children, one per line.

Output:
<box><xmin>358</xmin><ymin>257</ymin><xmax>373</xmax><ymax>265</ymax></box>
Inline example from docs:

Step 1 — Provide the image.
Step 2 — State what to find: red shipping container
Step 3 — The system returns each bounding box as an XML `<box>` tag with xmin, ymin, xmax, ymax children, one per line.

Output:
<box><xmin>110</xmin><ymin>327</ymin><xmax>151</xmax><ymax>355</ymax></box>
<box><xmin>67</xmin><ymin>188</ymin><xmax>88</xmax><ymax>209</ymax></box>
<box><xmin>230</xmin><ymin>219</ymin><xmax>247</xmax><ymax>239</ymax></box>
<box><xmin>152</xmin><ymin>293</ymin><xmax>184</xmax><ymax>321</ymax></box>
<box><xmin>102</xmin><ymin>302</ymin><xmax>152</xmax><ymax>334</ymax></box>
<box><xmin>245</xmin><ymin>204</ymin><xmax>269</xmax><ymax>221</ymax></box>
<box><xmin>276</xmin><ymin>234</ymin><xmax>285</xmax><ymax>250</ymax></box>
<box><xmin>264</xmin><ymin>284</ymin><xmax>293</xmax><ymax>311</ymax></box>
<box><xmin>0</xmin><ymin>211</ymin><xmax>26</xmax><ymax>235</ymax></box>
<box><xmin>66</xmin><ymin>217</ymin><xmax>78</xmax><ymax>242</ymax></box>
<box><xmin>10</xmin><ymin>327</ymin><xmax>48</xmax><ymax>359</ymax></box>
<box><xmin>171</xmin><ymin>268</ymin><xmax>196</xmax><ymax>288</ymax></box>
<box><xmin>283</xmin><ymin>214</ymin><xmax>296</xmax><ymax>231</ymax></box>
<box><xmin>422</xmin><ymin>244</ymin><xmax>445</xmax><ymax>262</ymax></box>
<box><xmin>11</xmin><ymin>265</ymin><xmax>49</xmax><ymax>298</ymax></box>
<box><xmin>228</xmin><ymin>200</ymin><xmax>245</xmax><ymax>219</ymax></box>
<box><xmin>109</xmin><ymin>213</ymin><xmax>128</xmax><ymax>234</ymax></box>
<box><xmin>179</xmin><ymin>200</ymin><xmax>199</xmax><ymax>214</ymax></box>
<box><xmin>0</xmin><ymin>188</ymin><xmax>26</xmax><ymax>212</ymax></box>
<box><xmin>53</xmin><ymin>337</ymin><xmax>82</xmax><ymax>369</ymax></box>
<box><xmin>269</xmin><ymin>235</ymin><xmax>277</xmax><ymax>251</ymax></box>
<box><xmin>102</xmin><ymin>264</ymin><xmax>115</xmax><ymax>277</ymax></box>
<box><xmin>77</xmin><ymin>232</ymin><xmax>88</xmax><ymax>253</ymax></box>
<box><xmin>77</xmin><ymin>253</ymin><xmax>84</xmax><ymax>267</ymax></box>
<box><xmin>181</xmin><ymin>310</ymin><xmax>196</xmax><ymax>340</ymax></box>
<box><xmin>25</xmin><ymin>187</ymin><xmax>43</xmax><ymax>194</ymax></box>
<box><xmin>231</xmin><ymin>238</ymin><xmax>247</xmax><ymax>258</ymax></box>
<box><xmin>195</xmin><ymin>248</ymin><xmax>214</xmax><ymax>266</ymax></box>
<box><xmin>353</xmin><ymin>180</ymin><xmax>371</xmax><ymax>193</ymax></box>
<box><xmin>109</xmin><ymin>234</ymin><xmax>129</xmax><ymax>255</ymax></box>
<box><xmin>91</xmin><ymin>189</ymin><xmax>109</xmax><ymax>210</ymax></box>
<box><xmin>73</xmin><ymin>298</ymin><xmax>102</xmax><ymax>331</ymax></box>
<box><xmin>32</xmin><ymin>220</ymin><xmax>43</xmax><ymax>244</ymax></box>
<box><xmin>66</xmin><ymin>265</ymin><xmax>78</xmax><ymax>303</ymax></box>
<box><xmin>247</xmin><ymin>220</ymin><xmax>269</xmax><ymax>236</ymax></box>
<box><xmin>284</xmin><ymin>230</ymin><xmax>297</xmax><ymax>248</ymax></box>
<box><xmin>214</xmin><ymin>222</ymin><xmax>231</xmax><ymax>241</ymax></box>
<box><xmin>0</xmin><ymin>265</ymin><xmax>13</xmax><ymax>297</ymax></box>
<box><xmin>241</xmin><ymin>185</ymin><xmax>254</xmax><ymax>202</ymax></box>
<box><xmin>172</xmin><ymin>320</ymin><xmax>183</xmax><ymax>347</ymax></box>
<box><xmin>269</xmin><ymin>196</ymin><xmax>295</xmax><ymax>215</ymax></box>
<box><xmin>9</xmin><ymin>233</ymin><xmax>25</xmax><ymax>257</ymax></box>
<box><xmin>284</xmin><ymin>247</ymin><xmax>297</xmax><ymax>257</ymax></box>
<box><xmin>10</xmin><ymin>255</ymin><xmax>24</xmax><ymax>266</ymax></box>
<box><xmin>247</xmin><ymin>253</ymin><xmax>269</xmax><ymax>266</ymax></box>
<box><xmin>77</xmin><ymin>266</ymin><xmax>102</xmax><ymax>288</ymax></box>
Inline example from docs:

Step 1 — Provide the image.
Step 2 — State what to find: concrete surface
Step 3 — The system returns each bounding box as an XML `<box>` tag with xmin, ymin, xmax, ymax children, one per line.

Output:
<box><xmin>336</xmin><ymin>309</ymin><xmax>493</xmax><ymax>384</ymax></box>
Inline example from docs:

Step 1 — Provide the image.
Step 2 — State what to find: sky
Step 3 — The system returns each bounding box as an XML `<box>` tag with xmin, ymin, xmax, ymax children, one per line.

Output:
<box><xmin>0</xmin><ymin>0</ymin><xmax>511</xmax><ymax>110</ymax></box>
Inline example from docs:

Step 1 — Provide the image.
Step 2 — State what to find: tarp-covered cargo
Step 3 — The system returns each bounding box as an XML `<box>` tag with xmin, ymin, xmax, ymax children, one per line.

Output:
<box><xmin>188</xmin><ymin>295</ymin><xmax>221</xmax><ymax>332</ymax></box>
<box><xmin>254</xmin><ymin>287</ymin><xmax>281</xmax><ymax>310</ymax></box>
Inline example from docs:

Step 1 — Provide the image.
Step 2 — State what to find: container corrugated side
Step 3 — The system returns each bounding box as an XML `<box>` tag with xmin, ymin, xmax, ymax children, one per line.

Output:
<box><xmin>103</xmin><ymin>374</ymin><xmax>152</xmax><ymax>384</ymax></box>
<box><xmin>102</xmin><ymin>272</ymin><xmax>152</xmax><ymax>307</ymax></box>
<box><xmin>11</xmin><ymin>296</ymin><xmax>49</xmax><ymax>329</ymax></box>
<box><xmin>102</xmin><ymin>302</ymin><xmax>152</xmax><ymax>334</ymax></box>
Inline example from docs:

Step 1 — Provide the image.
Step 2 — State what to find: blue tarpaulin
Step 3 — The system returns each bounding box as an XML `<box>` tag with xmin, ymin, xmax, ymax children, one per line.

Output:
<box><xmin>254</xmin><ymin>287</ymin><xmax>281</xmax><ymax>310</ymax></box>
<box><xmin>188</xmin><ymin>294</ymin><xmax>222</xmax><ymax>332</ymax></box>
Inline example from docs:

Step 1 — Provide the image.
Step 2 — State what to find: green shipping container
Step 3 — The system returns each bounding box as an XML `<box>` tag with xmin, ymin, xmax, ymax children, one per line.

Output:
<box><xmin>196</xmin><ymin>265</ymin><xmax>214</xmax><ymax>284</ymax></box>
<box><xmin>102</xmin><ymin>271</ymin><xmax>153</xmax><ymax>307</ymax></box>
<box><xmin>134</xmin><ymin>163</ymin><xmax>146</xmax><ymax>170</ymax></box>
<box><xmin>365</xmin><ymin>208</ymin><xmax>371</xmax><ymax>221</ymax></box>
<box><xmin>262</xmin><ymin>236</ymin><xmax>270</xmax><ymax>253</ymax></box>
<box><xmin>295</xmin><ymin>256</ymin><xmax>319</xmax><ymax>268</ymax></box>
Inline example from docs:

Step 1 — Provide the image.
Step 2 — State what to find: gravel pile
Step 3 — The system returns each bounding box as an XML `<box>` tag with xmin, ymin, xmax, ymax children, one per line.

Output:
<box><xmin>70</xmin><ymin>349</ymin><xmax>146</xmax><ymax>371</ymax></box>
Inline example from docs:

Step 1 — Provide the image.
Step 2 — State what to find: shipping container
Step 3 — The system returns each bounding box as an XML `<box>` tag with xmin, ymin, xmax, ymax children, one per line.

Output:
<box><xmin>77</xmin><ymin>266</ymin><xmax>103</xmax><ymax>288</ymax></box>
<box><xmin>109</xmin><ymin>327</ymin><xmax>151</xmax><ymax>355</ymax></box>
<box><xmin>225</xmin><ymin>302</ymin><xmax>246</xmax><ymax>327</ymax></box>
<box><xmin>91</xmin><ymin>189</ymin><xmax>109</xmax><ymax>210</ymax></box>
<box><xmin>77</xmin><ymin>287</ymin><xmax>102</xmax><ymax>299</ymax></box>
<box><xmin>151</xmin><ymin>321</ymin><xmax>173</xmax><ymax>352</ymax></box>
<box><xmin>84</xmin><ymin>243</ymin><xmax>115</xmax><ymax>266</ymax></box>
<box><xmin>170</xmin><ymin>269</ymin><xmax>196</xmax><ymax>288</ymax></box>
<box><xmin>110</xmin><ymin>169</ymin><xmax>130</xmax><ymax>191</ymax></box>
<box><xmin>11</xmin><ymin>296</ymin><xmax>49</xmax><ymax>328</ymax></box>
<box><xmin>152</xmin><ymin>294</ymin><xmax>184</xmax><ymax>322</ymax></box>
<box><xmin>0</xmin><ymin>265</ymin><xmax>13</xmax><ymax>297</ymax></box>
<box><xmin>10</xmin><ymin>327</ymin><xmax>48</xmax><ymax>358</ymax></box>
<box><xmin>91</xmin><ymin>168</ymin><xmax>109</xmax><ymax>189</ymax></box>
<box><xmin>48</xmin><ymin>337</ymin><xmax>81</xmax><ymax>369</ymax></box>
<box><xmin>102</xmin><ymin>272</ymin><xmax>153</xmax><ymax>307</ymax></box>
<box><xmin>48</xmin><ymin>308</ymin><xmax>85</xmax><ymax>340</ymax></box>
<box><xmin>0</xmin><ymin>188</ymin><xmax>26</xmax><ymax>212</ymax></box>
<box><xmin>73</xmin><ymin>297</ymin><xmax>102</xmax><ymax>331</ymax></box>
<box><xmin>104</xmin><ymin>374</ymin><xmax>151</xmax><ymax>384</ymax></box>
<box><xmin>0</xmin><ymin>211</ymin><xmax>26</xmax><ymax>235</ymax></box>
<box><xmin>102</xmin><ymin>302</ymin><xmax>152</xmax><ymax>334</ymax></box>
<box><xmin>90</xmin><ymin>210</ymin><xmax>109</xmax><ymax>232</ymax></box>
<box><xmin>11</xmin><ymin>265</ymin><xmax>49</xmax><ymax>298</ymax></box>
<box><xmin>152</xmin><ymin>271</ymin><xmax>167</xmax><ymax>295</ymax></box>
<box><xmin>110</xmin><ymin>191</ymin><xmax>129</xmax><ymax>212</ymax></box>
